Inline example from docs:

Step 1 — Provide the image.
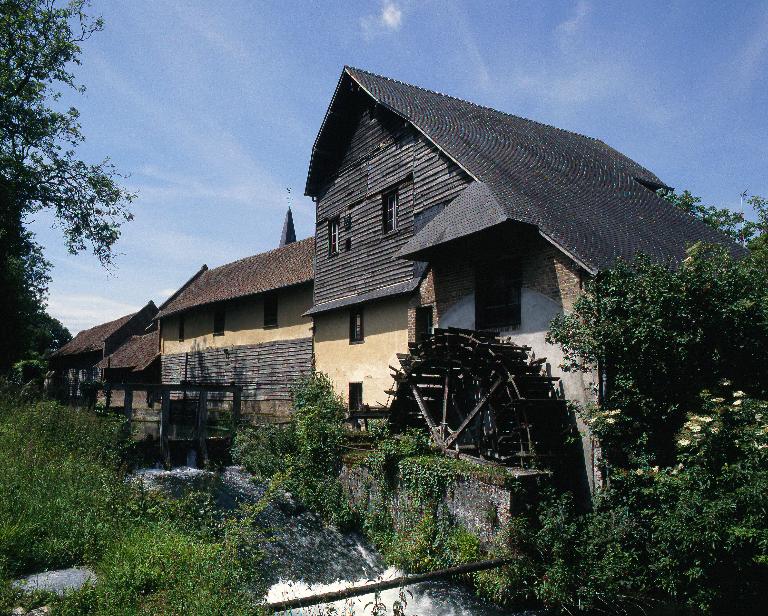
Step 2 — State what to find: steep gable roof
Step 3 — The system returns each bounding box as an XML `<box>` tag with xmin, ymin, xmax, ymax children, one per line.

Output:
<box><xmin>54</xmin><ymin>313</ymin><xmax>136</xmax><ymax>357</ymax></box>
<box><xmin>156</xmin><ymin>237</ymin><xmax>315</xmax><ymax>319</ymax></box>
<box><xmin>52</xmin><ymin>300</ymin><xmax>157</xmax><ymax>358</ymax></box>
<box><xmin>98</xmin><ymin>330</ymin><xmax>159</xmax><ymax>371</ymax></box>
<box><xmin>308</xmin><ymin>67</ymin><xmax>742</xmax><ymax>273</ymax></box>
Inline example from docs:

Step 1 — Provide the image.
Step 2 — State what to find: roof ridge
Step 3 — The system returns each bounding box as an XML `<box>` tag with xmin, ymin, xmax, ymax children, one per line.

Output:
<box><xmin>204</xmin><ymin>235</ymin><xmax>313</xmax><ymax>274</ymax></box>
<box><xmin>344</xmin><ymin>66</ymin><xmax>601</xmax><ymax>144</ymax></box>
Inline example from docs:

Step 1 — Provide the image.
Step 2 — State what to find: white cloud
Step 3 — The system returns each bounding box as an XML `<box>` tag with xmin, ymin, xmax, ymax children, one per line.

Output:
<box><xmin>156</xmin><ymin>288</ymin><xmax>178</xmax><ymax>299</ymax></box>
<box><xmin>735</xmin><ymin>7</ymin><xmax>768</xmax><ymax>89</ymax></box>
<box><xmin>361</xmin><ymin>1</ymin><xmax>405</xmax><ymax>39</ymax></box>
<box><xmin>556</xmin><ymin>1</ymin><xmax>591</xmax><ymax>37</ymax></box>
<box><xmin>49</xmin><ymin>294</ymin><xmax>141</xmax><ymax>334</ymax></box>
<box><xmin>381</xmin><ymin>2</ymin><xmax>403</xmax><ymax>29</ymax></box>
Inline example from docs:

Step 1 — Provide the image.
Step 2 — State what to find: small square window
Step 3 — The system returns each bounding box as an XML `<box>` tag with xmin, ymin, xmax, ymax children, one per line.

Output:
<box><xmin>349</xmin><ymin>382</ymin><xmax>363</xmax><ymax>412</ymax></box>
<box><xmin>264</xmin><ymin>293</ymin><xmax>278</xmax><ymax>328</ymax></box>
<box><xmin>415</xmin><ymin>306</ymin><xmax>434</xmax><ymax>343</ymax></box>
<box><xmin>475</xmin><ymin>265</ymin><xmax>521</xmax><ymax>330</ymax></box>
<box><xmin>344</xmin><ymin>213</ymin><xmax>352</xmax><ymax>231</ymax></box>
<box><xmin>178</xmin><ymin>315</ymin><xmax>185</xmax><ymax>342</ymax></box>
<box><xmin>328</xmin><ymin>217</ymin><xmax>340</xmax><ymax>256</ymax></box>
<box><xmin>344</xmin><ymin>237</ymin><xmax>352</xmax><ymax>252</ymax></box>
<box><xmin>382</xmin><ymin>190</ymin><xmax>398</xmax><ymax>233</ymax></box>
<box><xmin>349</xmin><ymin>307</ymin><xmax>364</xmax><ymax>343</ymax></box>
<box><xmin>213</xmin><ymin>306</ymin><xmax>226</xmax><ymax>336</ymax></box>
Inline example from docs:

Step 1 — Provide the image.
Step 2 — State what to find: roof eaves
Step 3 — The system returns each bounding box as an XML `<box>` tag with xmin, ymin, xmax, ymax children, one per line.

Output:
<box><xmin>157</xmin><ymin>264</ymin><xmax>209</xmax><ymax>313</ymax></box>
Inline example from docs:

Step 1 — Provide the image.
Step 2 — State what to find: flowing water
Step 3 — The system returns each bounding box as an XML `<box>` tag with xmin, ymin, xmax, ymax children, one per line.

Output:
<box><xmin>132</xmin><ymin>465</ymin><xmax>535</xmax><ymax>615</ymax></box>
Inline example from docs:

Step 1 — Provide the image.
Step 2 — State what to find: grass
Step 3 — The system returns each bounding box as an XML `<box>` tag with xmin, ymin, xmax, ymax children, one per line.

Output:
<box><xmin>0</xmin><ymin>394</ymin><xmax>267</xmax><ymax>615</ymax></box>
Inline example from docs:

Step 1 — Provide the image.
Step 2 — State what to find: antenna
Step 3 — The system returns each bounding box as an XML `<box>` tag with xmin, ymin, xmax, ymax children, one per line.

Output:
<box><xmin>740</xmin><ymin>189</ymin><xmax>748</xmax><ymax>246</ymax></box>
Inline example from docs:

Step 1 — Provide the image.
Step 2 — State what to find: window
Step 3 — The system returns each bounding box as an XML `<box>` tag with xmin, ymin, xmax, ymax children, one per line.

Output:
<box><xmin>344</xmin><ymin>213</ymin><xmax>352</xmax><ymax>231</ymax></box>
<box><xmin>264</xmin><ymin>293</ymin><xmax>278</xmax><ymax>328</ymax></box>
<box><xmin>349</xmin><ymin>382</ymin><xmax>363</xmax><ymax>412</ymax></box>
<box><xmin>415</xmin><ymin>306</ymin><xmax>434</xmax><ymax>343</ymax></box>
<box><xmin>382</xmin><ymin>190</ymin><xmax>398</xmax><ymax>233</ymax></box>
<box><xmin>213</xmin><ymin>305</ymin><xmax>226</xmax><ymax>336</ymax></box>
<box><xmin>328</xmin><ymin>217</ymin><xmax>339</xmax><ymax>256</ymax></box>
<box><xmin>349</xmin><ymin>307</ymin><xmax>364</xmax><ymax>343</ymax></box>
<box><xmin>344</xmin><ymin>237</ymin><xmax>352</xmax><ymax>252</ymax></box>
<box><xmin>475</xmin><ymin>266</ymin><xmax>521</xmax><ymax>330</ymax></box>
<box><xmin>178</xmin><ymin>314</ymin><xmax>185</xmax><ymax>342</ymax></box>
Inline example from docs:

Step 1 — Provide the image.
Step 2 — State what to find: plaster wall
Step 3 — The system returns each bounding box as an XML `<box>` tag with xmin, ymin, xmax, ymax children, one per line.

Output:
<box><xmin>313</xmin><ymin>295</ymin><xmax>410</xmax><ymax>407</ymax></box>
<box><xmin>160</xmin><ymin>284</ymin><xmax>313</xmax><ymax>354</ymax></box>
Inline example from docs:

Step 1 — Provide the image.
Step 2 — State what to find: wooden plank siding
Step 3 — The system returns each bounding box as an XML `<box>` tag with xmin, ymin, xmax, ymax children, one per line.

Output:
<box><xmin>313</xmin><ymin>103</ymin><xmax>472</xmax><ymax>307</ymax></box>
<box><xmin>161</xmin><ymin>337</ymin><xmax>313</xmax><ymax>401</ymax></box>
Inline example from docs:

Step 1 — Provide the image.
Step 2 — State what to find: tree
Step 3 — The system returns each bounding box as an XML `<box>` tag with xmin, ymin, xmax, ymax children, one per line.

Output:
<box><xmin>660</xmin><ymin>188</ymin><xmax>767</xmax><ymax>252</ymax></box>
<box><xmin>547</xmin><ymin>244</ymin><xmax>768</xmax><ymax>468</ymax></box>
<box><xmin>0</xmin><ymin>0</ymin><xmax>133</xmax><ymax>370</ymax></box>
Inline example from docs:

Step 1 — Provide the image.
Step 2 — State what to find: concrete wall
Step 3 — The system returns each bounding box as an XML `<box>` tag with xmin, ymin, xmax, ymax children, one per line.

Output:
<box><xmin>160</xmin><ymin>283</ymin><xmax>313</xmax><ymax>355</ymax></box>
<box><xmin>313</xmin><ymin>295</ymin><xmax>410</xmax><ymax>408</ymax></box>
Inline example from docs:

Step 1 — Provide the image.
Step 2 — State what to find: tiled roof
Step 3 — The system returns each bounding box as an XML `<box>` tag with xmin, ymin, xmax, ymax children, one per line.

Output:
<box><xmin>98</xmin><ymin>330</ymin><xmax>159</xmax><ymax>371</ymax></box>
<box><xmin>318</xmin><ymin>67</ymin><xmax>742</xmax><ymax>272</ymax></box>
<box><xmin>304</xmin><ymin>278</ymin><xmax>420</xmax><ymax>316</ymax></box>
<box><xmin>53</xmin><ymin>313</ymin><xmax>135</xmax><ymax>357</ymax></box>
<box><xmin>157</xmin><ymin>237</ymin><xmax>315</xmax><ymax>319</ymax></box>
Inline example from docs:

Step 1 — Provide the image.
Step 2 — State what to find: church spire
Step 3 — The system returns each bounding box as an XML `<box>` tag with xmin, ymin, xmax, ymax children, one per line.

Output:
<box><xmin>280</xmin><ymin>206</ymin><xmax>296</xmax><ymax>247</ymax></box>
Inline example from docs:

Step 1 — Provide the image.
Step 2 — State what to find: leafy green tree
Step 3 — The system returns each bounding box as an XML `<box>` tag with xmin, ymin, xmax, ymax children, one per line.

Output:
<box><xmin>0</xmin><ymin>0</ymin><xmax>134</xmax><ymax>370</ymax></box>
<box><xmin>547</xmin><ymin>244</ymin><xmax>768</xmax><ymax>467</ymax></box>
<box><xmin>661</xmin><ymin>189</ymin><xmax>767</xmax><ymax>253</ymax></box>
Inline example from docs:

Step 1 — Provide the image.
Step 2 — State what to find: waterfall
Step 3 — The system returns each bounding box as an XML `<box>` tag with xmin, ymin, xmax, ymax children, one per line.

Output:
<box><xmin>131</xmin><ymin>465</ymin><xmax>529</xmax><ymax>615</ymax></box>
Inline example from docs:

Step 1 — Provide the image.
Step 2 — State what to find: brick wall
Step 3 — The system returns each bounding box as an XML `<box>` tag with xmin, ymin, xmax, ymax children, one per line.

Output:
<box><xmin>430</xmin><ymin>224</ymin><xmax>584</xmax><ymax>325</ymax></box>
<box><xmin>407</xmin><ymin>268</ymin><xmax>437</xmax><ymax>343</ymax></box>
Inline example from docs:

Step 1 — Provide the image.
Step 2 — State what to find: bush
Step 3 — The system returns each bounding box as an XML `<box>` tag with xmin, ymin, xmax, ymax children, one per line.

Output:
<box><xmin>231</xmin><ymin>423</ymin><xmax>297</xmax><ymax>479</ymax></box>
<box><xmin>0</xmin><ymin>396</ymin><xmax>131</xmax><ymax>576</ymax></box>
<box><xmin>56</xmin><ymin>523</ymin><xmax>259</xmax><ymax>616</ymax></box>
<box><xmin>489</xmin><ymin>393</ymin><xmax>768</xmax><ymax>614</ymax></box>
<box><xmin>547</xmin><ymin>244</ymin><xmax>768</xmax><ymax>467</ymax></box>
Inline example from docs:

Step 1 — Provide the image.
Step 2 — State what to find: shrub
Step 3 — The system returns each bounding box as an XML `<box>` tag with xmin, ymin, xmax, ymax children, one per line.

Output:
<box><xmin>0</xmin><ymin>396</ymin><xmax>131</xmax><ymax>576</ymax></box>
<box><xmin>231</xmin><ymin>422</ymin><xmax>297</xmax><ymax>479</ymax></box>
<box><xmin>547</xmin><ymin>244</ymin><xmax>768</xmax><ymax>467</ymax></box>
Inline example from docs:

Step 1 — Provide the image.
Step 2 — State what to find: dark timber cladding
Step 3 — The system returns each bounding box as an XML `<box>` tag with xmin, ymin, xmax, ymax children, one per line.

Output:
<box><xmin>161</xmin><ymin>337</ymin><xmax>312</xmax><ymax>401</ymax></box>
<box><xmin>308</xmin><ymin>81</ymin><xmax>471</xmax><ymax>307</ymax></box>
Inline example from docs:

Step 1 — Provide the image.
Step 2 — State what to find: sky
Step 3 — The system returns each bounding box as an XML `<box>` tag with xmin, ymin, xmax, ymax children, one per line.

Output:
<box><xmin>28</xmin><ymin>0</ymin><xmax>768</xmax><ymax>334</ymax></box>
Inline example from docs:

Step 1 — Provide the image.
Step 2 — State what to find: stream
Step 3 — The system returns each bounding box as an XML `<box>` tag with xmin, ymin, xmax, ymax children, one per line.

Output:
<box><xmin>132</xmin><ymin>465</ymin><xmax>534</xmax><ymax>615</ymax></box>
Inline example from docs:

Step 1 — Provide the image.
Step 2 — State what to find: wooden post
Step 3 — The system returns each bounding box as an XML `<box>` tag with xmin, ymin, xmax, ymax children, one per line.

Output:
<box><xmin>408</xmin><ymin>377</ymin><xmax>445</xmax><ymax>448</ymax></box>
<box><xmin>160</xmin><ymin>390</ymin><xmax>171</xmax><ymax>468</ymax></box>
<box><xmin>197</xmin><ymin>389</ymin><xmax>208</xmax><ymax>466</ymax></box>
<box><xmin>231</xmin><ymin>386</ymin><xmax>241</xmax><ymax>431</ymax></box>
<box><xmin>444</xmin><ymin>374</ymin><xmax>506</xmax><ymax>449</ymax></box>
<box><xmin>123</xmin><ymin>386</ymin><xmax>133</xmax><ymax>434</ymax></box>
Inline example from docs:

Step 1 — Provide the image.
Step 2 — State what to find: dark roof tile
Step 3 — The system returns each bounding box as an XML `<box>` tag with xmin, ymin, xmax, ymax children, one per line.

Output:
<box><xmin>157</xmin><ymin>237</ymin><xmax>314</xmax><ymax>319</ymax></box>
<box><xmin>336</xmin><ymin>67</ymin><xmax>743</xmax><ymax>271</ymax></box>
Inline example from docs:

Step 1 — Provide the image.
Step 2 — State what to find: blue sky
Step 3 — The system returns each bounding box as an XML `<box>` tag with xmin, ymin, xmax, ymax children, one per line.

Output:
<box><xmin>29</xmin><ymin>0</ymin><xmax>768</xmax><ymax>333</ymax></box>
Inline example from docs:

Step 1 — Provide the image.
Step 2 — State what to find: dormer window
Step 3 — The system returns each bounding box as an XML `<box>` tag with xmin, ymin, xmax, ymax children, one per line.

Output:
<box><xmin>328</xmin><ymin>217</ymin><xmax>339</xmax><ymax>256</ymax></box>
<box><xmin>382</xmin><ymin>190</ymin><xmax>398</xmax><ymax>233</ymax></box>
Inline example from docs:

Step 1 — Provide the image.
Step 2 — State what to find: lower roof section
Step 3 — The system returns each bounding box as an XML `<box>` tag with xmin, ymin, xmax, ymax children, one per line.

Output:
<box><xmin>304</xmin><ymin>278</ymin><xmax>420</xmax><ymax>316</ymax></box>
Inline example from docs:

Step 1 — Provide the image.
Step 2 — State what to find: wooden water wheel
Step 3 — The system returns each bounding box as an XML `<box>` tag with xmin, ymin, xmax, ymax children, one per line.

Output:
<box><xmin>388</xmin><ymin>327</ymin><xmax>567</xmax><ymax>465</ymax></box>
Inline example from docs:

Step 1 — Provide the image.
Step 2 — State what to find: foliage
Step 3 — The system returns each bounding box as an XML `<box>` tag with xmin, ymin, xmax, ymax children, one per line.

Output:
<box><xmin>56</xmin><ymin>523</ymin><xmax>260</xmax><ymax>616</ymax></box>
<box><xmin>0</xmin><ymin>0</ymin><xmax>132</xmax><ymax>370</ymax></box>
<box><xmin>478</xmin><ymin>393</ymin><xmax>768</xmax><ymax>614</ymax></box>
<box><xmin>661</xmin><ymin>189</ymin><xmax>767</xmax><ymax>249</ymax></box>
<box><xmin>231</xmin><ymin>373</ymin><xmax>354</xmax><ymax>527</ymax></box>
<box><xmin>231</xmin><ymin>422</ymin><xmax>297</xmax><ymax>479</ymax></box>
<box><xmin>547</xmin><ymin>244</ymin><xmax>768</xmax><ymax>466</ymax></box>
<box><xmin>0</xmin><ymin>395</ymin><xmax>267</xmax><ymax>614</ymax></box>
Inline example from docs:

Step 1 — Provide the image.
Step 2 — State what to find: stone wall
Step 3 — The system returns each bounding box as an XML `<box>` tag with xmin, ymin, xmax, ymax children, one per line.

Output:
<box><xmin>340</xmin><ymin>461</ymin><xmax>544</xmax><ymax>546</ymax></box>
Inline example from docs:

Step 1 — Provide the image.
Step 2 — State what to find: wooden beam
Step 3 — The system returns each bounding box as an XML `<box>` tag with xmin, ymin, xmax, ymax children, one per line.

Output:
<box><xmin>408</xmin><ymin>378</ymin><xmax>444</xmax><ymax>448</ymax></box>
<box><xmin>160</xmin><ymin>390</ymin><xmax>171</xmax><ymax>468</ymax></box>
<box><xmin>264</xmin><ymin>558</ymin><xmax>513</xmax><ymax>613</ymax></box>
<box><xmin>197</xmin><ymin>390</ymin><xmax>208</xmax><ymax>466</ymax></box>
<box><xmin>444</xmin><ymin>375</ymin><xmax>506</xmax><ymax>449</ymax></box>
